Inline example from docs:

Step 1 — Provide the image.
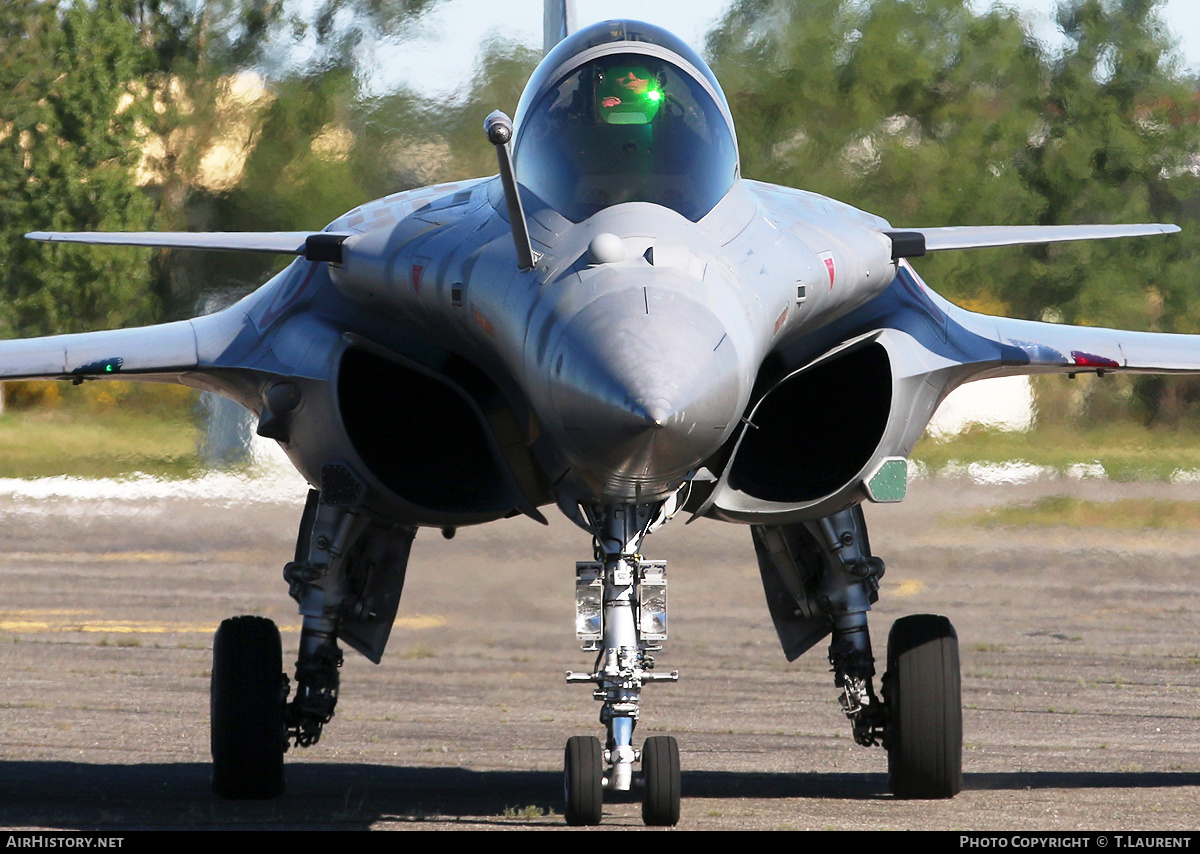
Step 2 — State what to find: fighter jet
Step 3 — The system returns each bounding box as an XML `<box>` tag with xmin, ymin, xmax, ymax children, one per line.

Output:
<box><xmin>15</xmin><ymin>1</ymin><xmax>1190</xmax><ymax>826</ymax></box>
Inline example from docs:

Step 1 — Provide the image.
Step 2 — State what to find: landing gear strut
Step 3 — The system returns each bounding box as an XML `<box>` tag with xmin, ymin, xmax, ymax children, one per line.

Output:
<box><xmin>814</xmin><ymin>508</ymin><xmax>888</xmax><ymax>747</ymax></box>
<box><xmin>564</xmin><ymin>503</ymin><xmax>681</xmax><ymax>826</ymax></box>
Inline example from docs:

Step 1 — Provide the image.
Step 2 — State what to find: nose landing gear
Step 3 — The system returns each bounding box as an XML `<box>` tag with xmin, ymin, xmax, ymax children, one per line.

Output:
<box><xmin>563</xmin><ymin>504</ymin><xmax>681</xmax><ymax>826</ymax></box>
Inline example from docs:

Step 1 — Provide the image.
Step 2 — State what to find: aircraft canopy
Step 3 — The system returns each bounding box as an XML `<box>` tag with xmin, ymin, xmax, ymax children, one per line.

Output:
<box><xmin>514</xmin><ymin>22</ymin><xmax>739</xmax><ymax>223</ymax></box>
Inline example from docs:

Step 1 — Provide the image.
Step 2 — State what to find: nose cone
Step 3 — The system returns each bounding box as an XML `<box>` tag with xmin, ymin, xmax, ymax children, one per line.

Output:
<box><xmin>547</xmin><ymin>288</ymin><xmax>746</xmax><ymax>499</ymax></box>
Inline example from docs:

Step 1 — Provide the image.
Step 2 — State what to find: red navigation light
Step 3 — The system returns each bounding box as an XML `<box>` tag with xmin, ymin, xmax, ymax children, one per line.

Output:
<box><xmin>1070</xmin><ymin>351</ymin><xmax>1120</xmax><ymax>369</ymax></box>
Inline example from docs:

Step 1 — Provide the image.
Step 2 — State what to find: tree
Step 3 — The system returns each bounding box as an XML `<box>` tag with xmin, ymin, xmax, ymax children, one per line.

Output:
<box><xmin>708</xmin><ymin>0</ymin><xmax>1049</xmax><ymax>310</ymax></box>
<box><xmin>1015</xmin><ymin>0</ymin><xmax>1200</xmax><ymax>331</ymax></box>
<box><xmin>1027</xmin><ymin>0</ymin><xmax>1200</xmax><ymax>423</ymax></box>
<box><xmin>124</xmin><ymin>0</ymin><xmax>444</xmax><ymax>316</ymax></box>
<box><xmin>419</xmin><ymin>37</ymin><xmax>541</xmax><ymax>181</ymax></box>
<box><xmin>0</xmin><ymin>0</ymin><xmax>158</xmax><ymax>337</ymax></box>
<box><xmin>707</xmin><ymin>0</ymin><xmax>1200</xmax><ymax>422</ymax></box>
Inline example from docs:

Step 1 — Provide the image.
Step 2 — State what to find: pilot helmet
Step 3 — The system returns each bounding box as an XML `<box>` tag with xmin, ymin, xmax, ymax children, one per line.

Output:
<box><xmin>595</xmin><ymin>65</ymin><xmax>663</xmax><ymax>125</ymax></box>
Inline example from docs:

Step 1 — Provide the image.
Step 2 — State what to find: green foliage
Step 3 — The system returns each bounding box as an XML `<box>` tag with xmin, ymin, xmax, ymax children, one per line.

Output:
<box><xmin>707</xmin><ymin>0</ymin><xmax>1200</xmax><ymax>422</ymax></box>
<box><xmin>228</xmin><ymin>32</ymin><xmax>537</xmax><ymax>224</ymax></box>
<box><xmin>0</xmin><ymin>0</ymin><xmax>158</xmax><ymax>337</ymax></box>
<box><xmin>709</xmin><ymin>0</ymin><xmax>1045</xmax><ymax>217</ymax></box>
<box><xmin>421</xmin><ymin>38</ymin><xmax>542</xmax><ymax>181</ymax></box>
<box><xmin>82</xmin><ymin>1</ymin><xmax>446</xmax><ymax>314</ymax></box>
<box><xmin>225</xmin><ymin>67</ymin><xmax>368</xmax><ymax>231</ymax></box>
<box><xmin>1013</xmin><ymin>0</ymin><xmax>1200</xmax><ymax>330</ymax></box>
<box><xmin>0</xmin><ymin>0</ymin><xmax>460</xmax><ymax>331</ymax></box>
<box><xmin>710</xmin><ymin>0</ymin><xmax>1056</xmax><ymax>316</ymax></box>
<box><xmin>189</xmin><ymin>31</ymin><xmax>536</xmax><ymax>294</ymax></box>
<box><xmin>707</xmin><ymin>0</ymin><xmax>1198</xmax><ymax>317</ymax></box>
<box><xmin>140</xmin><ymin>1</ymin><xmax>450</xmax><ymax>313</ymax></box>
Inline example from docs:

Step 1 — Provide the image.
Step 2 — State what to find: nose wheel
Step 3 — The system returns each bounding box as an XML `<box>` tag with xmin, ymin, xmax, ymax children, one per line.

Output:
<box><xmin>641</xmin><ymin>735</ymin><xmax>681</xmax><ymax>826</ymax></box>
<box><xmin>564</xmin><ymin>735</ymin><xmax>604</xmax><ymax>825</ymax></box>
<box><xmin>562</xmin><ymin>734</ymin><xmax>681</xmax><ymax>826</ymax></box>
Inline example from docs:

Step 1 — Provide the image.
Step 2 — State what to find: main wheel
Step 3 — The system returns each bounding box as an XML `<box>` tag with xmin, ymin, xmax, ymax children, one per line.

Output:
<box><xmin>641</xmin><ymin>735</ymin><xmax>680</xmax><ymax>826</ymax></box>
<box><xmin>885</xmin><ymin>614</ymin><xmax>962</xmax><ymax>799</ymax></box>
<box><xmin>211</xmin><ymin>615</ymin><xmax>287</xmax><ymax>799</ymax></box>
<box><xmin>564</xmin><ymin>735</ymin><xmax>603</xmax><ymax>825</ymax></box>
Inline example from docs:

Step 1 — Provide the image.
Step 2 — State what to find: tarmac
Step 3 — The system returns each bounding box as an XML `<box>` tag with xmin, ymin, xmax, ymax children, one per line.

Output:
<box><xmin>0</xmin><ymin>472</ymin><xmax>1198</xmax><ymax>830</ymax></box>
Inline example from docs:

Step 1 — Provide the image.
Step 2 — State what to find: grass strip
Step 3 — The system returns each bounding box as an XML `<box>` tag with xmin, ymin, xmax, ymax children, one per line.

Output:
<box><xmin>913</xmin><ymin>422</ymin><xmax>1200</xmax><ymax>482</ymax></box>
<box><xmin>965</xmin><ymin>495</ymin><xmax>1200</xmax><ymax>530</ymax></box>
<box><xmin>0</xmin><ymin>402</ymin><xmax>202</xmax><ymax>480</ymax></box>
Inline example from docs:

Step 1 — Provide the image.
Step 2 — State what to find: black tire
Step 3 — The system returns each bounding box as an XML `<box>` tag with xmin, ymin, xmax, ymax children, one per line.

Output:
<box><xmin>641</xmin><ymin>735</ymin><xmax>681</xmax><ymax>826</ymax></box>
<box><xmin>885</xmin><ymin>614</ymin><xmax>962</xmax><ymax>799</ymax></box>
<box><xmin>563</xmin><ymin>735</ymin><xmax>603</xmax><ymax>825</ymax></box>
<box><xmin>211</xmin><ymin>615</ymin><xmax>287</xmax><ymax>799</ymax></box>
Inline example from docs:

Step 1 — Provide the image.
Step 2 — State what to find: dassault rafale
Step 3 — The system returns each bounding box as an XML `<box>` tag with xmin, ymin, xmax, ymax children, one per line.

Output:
<box><xmin>16</xmin><ymin>0</ymin><xmax>1189</xmax><ymax>826</ymax></box>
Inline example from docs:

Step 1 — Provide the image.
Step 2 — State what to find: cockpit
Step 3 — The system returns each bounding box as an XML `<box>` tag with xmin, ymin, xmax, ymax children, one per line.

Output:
<box><xmin>513</xmin><ymin>21</ymin><xmax>739</xmax><ymax>223</ymax></box>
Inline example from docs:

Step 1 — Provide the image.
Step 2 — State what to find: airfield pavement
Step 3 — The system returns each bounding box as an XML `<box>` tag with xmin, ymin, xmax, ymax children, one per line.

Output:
<box><xmin>0</xmin><ymin>473</ymin><xmax>1199</xmax><ymax>830</ymax></box>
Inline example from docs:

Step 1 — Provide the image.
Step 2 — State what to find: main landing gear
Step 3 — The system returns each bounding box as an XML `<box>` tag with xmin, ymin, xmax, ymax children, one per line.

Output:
<box><xmin>210</xmin><ymin>486</ymin><xmax>415</xmax><ymax>799</ymax></box>
<box><xmin>563</xmin><ymin>503</ymin><xmax>681</xmax><ymax>826</ymax></box>
<box><xmin>753</xmin><ymin>506</ymin><xmax>962</xmax><ymax>800</ymax></box>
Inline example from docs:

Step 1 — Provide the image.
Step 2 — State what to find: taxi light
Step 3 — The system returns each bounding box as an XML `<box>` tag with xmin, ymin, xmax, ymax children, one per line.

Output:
<box><xmin>575</xmin><ymin>562</ymin><xmax>602</xmax><ymax>647</ymax></box>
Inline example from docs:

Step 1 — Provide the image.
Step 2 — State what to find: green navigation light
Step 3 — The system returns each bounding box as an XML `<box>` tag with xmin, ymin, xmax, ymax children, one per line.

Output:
<box><xmin>71</xmin><ymin>356</ymin><xmax>124</xmax><ymax>378</ymax></box>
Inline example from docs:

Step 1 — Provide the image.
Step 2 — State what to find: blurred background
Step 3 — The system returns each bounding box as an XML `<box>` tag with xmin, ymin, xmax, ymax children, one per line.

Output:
<box><xmin>1</xmin><ymin>0</ymin><xmax>1198</xmax><ymax>479</ymax></box>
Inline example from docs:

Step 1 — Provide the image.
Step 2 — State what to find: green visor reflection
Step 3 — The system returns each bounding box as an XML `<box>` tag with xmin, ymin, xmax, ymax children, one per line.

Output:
<box><xmin>597</xmin><ymin>66</ymin><xmax>662</xmax><ymax>125</ymax></box>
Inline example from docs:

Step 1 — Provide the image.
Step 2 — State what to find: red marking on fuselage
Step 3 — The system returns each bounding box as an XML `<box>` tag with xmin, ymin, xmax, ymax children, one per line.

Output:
<box><xmin>774</xmin><ymin>306</ymin><xmax>788</xmax><ymax>334</ymax></box>
<box><xmin>412</xmin><ymin>264</ymin><xmax>424</xmax><ymax>293</ymax></box>
<box><xmin>819</xmin><ymin>252</ymin><xmax>836</xmax><ymax>288</ymax></box>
